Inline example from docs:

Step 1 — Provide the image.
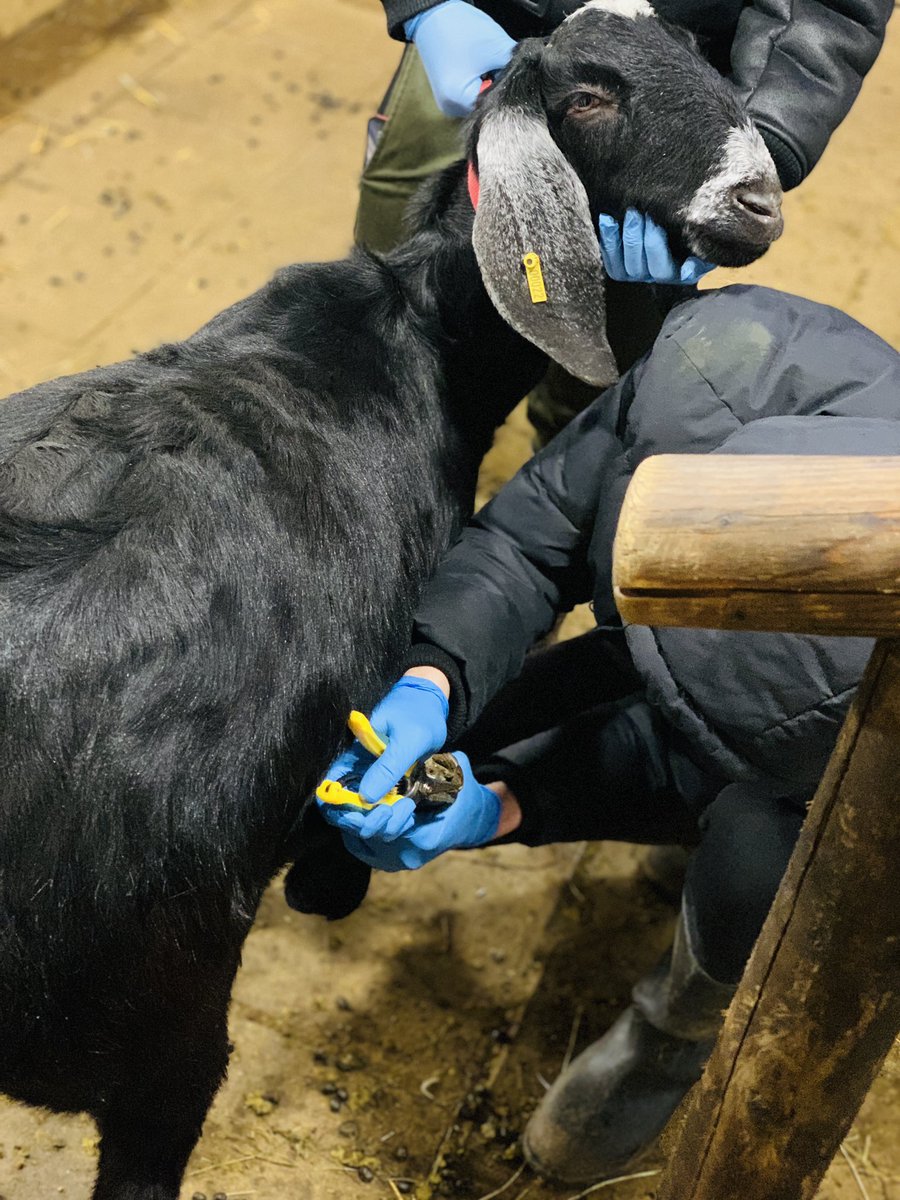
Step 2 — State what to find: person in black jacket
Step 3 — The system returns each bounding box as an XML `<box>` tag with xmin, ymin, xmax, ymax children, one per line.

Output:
<box><xmin>359</xmin><ymin>0</ymin><xmax>892</xmax><ymax>439</ymax></box>
<box><xmin>318</xmin><ymin>284</ymin><xmax>900</xmax><ymax>1184</ymax></box>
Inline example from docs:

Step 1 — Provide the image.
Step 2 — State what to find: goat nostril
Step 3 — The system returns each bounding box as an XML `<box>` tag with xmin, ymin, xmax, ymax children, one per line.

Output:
<box><xmin>734</xmin><ymin>188</ymin><xmax>782</xmax><ymax>221</ymax></box>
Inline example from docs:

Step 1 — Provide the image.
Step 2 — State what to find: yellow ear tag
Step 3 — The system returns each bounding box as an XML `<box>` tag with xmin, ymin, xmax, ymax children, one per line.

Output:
<box><xmin>523</xmin><ymin>252</ymin><xmax>548</xmax><ymax>304</ymax></box>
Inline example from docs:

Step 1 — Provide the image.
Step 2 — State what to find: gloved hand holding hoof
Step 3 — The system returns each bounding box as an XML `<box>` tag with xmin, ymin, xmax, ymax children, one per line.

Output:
<box><xmin>327</xmin><ymin>673</ymin><xmax>450</xmax><ymax>808</ymax></box>
<box><xmin>320</xmin><ymin>750</ymin><xmax>502</xmax><ymax>871</ymax></box>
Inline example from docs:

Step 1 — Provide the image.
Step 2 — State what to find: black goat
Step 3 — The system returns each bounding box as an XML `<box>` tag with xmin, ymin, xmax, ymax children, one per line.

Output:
<box><xmin>0</xmin><ymin>7</ymin><xmax>782</xmax><ymax>1198</ymax></box>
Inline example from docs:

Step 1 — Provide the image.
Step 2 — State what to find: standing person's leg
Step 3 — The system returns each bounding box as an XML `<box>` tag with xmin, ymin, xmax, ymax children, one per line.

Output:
<box><xmin>523</xmin><ymin>779</ymin><xmax>807</xmax><ymax>1185</ymax></box>
<box><xmin>355</xmin><ymin>46</ymin><xmax>463</xmax><ymax>254</ymax></box>
<box><xmin>682</xmin><ymin>784</ymin><xmax>807</xmax><ymax>985</ymax></box>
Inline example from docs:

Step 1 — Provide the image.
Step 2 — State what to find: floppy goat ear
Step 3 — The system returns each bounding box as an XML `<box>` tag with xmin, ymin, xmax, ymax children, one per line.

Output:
<box><xmin>470</xmin><ymin>41</ymin><xmax>618</xmax><ymax>388</ymax></box>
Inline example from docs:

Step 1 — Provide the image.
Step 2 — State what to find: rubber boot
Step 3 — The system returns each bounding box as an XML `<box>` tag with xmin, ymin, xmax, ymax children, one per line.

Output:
<box><xmin>522</xmin><ymin>907</ymin><xmax>735</xmax><ymax>1185</ymax></box>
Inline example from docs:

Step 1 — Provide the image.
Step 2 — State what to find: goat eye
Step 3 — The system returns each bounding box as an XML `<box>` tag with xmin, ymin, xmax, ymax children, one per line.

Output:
<box><xmin>566</xmin><ymin>90</ymin><xmax>615</xmax><ymax>118</ymax></box>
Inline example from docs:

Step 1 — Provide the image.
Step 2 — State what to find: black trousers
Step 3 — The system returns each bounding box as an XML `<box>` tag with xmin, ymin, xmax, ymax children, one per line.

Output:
<box><xmin>459</xmin><ymin>629</ymin><xmax>808</xmax><ymax>986</ymax></box>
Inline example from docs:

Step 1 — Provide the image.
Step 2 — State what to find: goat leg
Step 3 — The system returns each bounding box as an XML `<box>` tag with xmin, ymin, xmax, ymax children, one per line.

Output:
<box><xmin>284</xmin><ymin>803</ymin><xmax>372</xmax><ymax>920</ymax></box>
<box><xmin>91</xmin><ymin>981</ymin><xmax>232</xmax><ymax>1200</ymax></box>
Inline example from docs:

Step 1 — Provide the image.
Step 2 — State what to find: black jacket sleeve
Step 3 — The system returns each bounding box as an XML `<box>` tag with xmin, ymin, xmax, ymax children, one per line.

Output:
<box><xmin>730</xmin><ymin>0</ymin><xmax>893</xmax><ymax>189</ymax></box>
<box><xmin>382</xmin><ymin>0</ymin><xmax>440</xmax><ymax>38</ymax></box>
<box><xmin>401</xmin><ymin>399</ymin><xmax>628</xmax><ymax>739</ymax></box>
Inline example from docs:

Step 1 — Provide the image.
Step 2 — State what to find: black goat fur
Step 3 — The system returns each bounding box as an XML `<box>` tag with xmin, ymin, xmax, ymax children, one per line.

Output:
<box><xmin>0</xmin><ymin>163</ymin><xmax>544</xmax><ymax>1197</ymax></box>
<box><xmin>0</xmin><ymin>10</ymin><xmax>784</xmax><ymax>1194</ymax></box>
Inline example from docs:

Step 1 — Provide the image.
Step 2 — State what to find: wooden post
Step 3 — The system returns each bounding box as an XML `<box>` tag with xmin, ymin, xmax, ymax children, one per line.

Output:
<box><xmin>656</xmin><ymin>638</ymin><xmax>900</xmax><ymax>1200</ymax></box>
<box><xmin>611</xmin><ymin>456</ymin><xmax>900</xmax><ymax>1200</ymax></box>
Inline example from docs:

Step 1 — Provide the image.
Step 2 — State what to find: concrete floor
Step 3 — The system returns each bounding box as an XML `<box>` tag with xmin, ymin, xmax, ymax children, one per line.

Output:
<box><xmin>0</xmin><ymin>2</ymin><xmax>899</xmax><ymax>1198</ymax></box>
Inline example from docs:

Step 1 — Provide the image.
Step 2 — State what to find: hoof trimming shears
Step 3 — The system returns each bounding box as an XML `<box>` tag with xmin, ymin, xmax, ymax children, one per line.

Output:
<box><xmin>316</xmin><ymin>711</ymin><xmax>463</xmax><ymax>811</ymax></box>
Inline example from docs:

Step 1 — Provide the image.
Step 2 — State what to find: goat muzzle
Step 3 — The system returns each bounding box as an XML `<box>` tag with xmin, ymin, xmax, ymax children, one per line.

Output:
<box><xmin>731</xmin><ymin>184</ymin><xmax>784</xmax><ymax>242</ymax></box>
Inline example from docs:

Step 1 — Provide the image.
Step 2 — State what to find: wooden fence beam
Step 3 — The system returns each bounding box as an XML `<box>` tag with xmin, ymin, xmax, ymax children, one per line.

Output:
<box><xmin>613</xmin><ymin>455</ymin><xmax>900</xmax><ymax>637</ymax></box>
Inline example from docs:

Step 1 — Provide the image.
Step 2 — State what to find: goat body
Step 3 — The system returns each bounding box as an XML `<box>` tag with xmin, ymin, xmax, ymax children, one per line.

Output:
<box><xmin>0</xmin><ymin>172</ymin><xmax>543</xmax><ymax>1197</ymax></box>
<box><xmin>0</xmin><ymin>7</ymin><xmax>786</xmax><ymax>1194</ymax></box>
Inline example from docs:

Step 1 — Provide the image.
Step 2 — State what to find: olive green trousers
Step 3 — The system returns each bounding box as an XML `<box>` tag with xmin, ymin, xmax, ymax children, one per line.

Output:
<box><xmin>355</xmin><ymin>47</ymin><xmax>462</xmax><ymax>254</ymax></box>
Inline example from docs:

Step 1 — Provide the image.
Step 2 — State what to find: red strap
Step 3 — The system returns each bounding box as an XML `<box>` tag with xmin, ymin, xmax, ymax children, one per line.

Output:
<box><xmin>466</xmin><ymin>78</ymin><xmax>493</xmax><ymax>211</ymax></box>
<box><xmin>467</xmin><ymin>161</ymin><xmax>481</xmax><ymax>210</ymax></box>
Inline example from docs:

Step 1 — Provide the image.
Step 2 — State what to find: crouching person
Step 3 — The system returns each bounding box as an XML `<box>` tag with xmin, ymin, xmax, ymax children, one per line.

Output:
<box><xmin>318</xmin><ymin>285</ymin><xmax>900</xmax><ymax>1185</ymax></box>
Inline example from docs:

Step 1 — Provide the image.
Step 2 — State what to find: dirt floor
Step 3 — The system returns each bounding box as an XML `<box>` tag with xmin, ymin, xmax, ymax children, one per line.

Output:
<box><xmin>1</xmin><ymin>1</ymin><xmax>899</xmax><ymax>1198</ymax></box>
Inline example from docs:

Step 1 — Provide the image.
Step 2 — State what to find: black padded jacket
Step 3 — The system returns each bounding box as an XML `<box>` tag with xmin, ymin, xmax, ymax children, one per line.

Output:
<box><xmin>380</xmin><ymin>0</ymin><xmax>893</xmax><ymax>190</ymax></box>
<box><xmin>401</xmin><ymin>286</ymin><xmax>900</xmax><ymax>796</ymax></box>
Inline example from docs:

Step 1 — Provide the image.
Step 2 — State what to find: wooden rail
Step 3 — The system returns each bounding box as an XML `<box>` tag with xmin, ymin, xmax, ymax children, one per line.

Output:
<box><xmin>612</xmin><ymin>455</ymin><xmax>900</xmax><ymax>1200</ymax></box>
<box><xmin>614</xmin><ymin>455</ymin><xmax>900</xmax><ymax>637</ymax></box>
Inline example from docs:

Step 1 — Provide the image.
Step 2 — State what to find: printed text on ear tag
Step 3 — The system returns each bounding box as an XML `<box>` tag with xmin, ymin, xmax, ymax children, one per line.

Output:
<box><xmin>523</xmin><ymin>252</ymin><xmax>548</xmax><ymax>304</ymax></box>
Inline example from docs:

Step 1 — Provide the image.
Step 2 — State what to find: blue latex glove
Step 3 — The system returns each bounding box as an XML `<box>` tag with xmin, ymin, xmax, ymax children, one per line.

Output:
<box><xmin>404</xmin><ymin>1</ymin><xmax>515</xmax><ymax>118</ymax></box>
<box><xmin>321</xmin><ymin>751</ymin><xmax>501</xmax><ymax>871</ymax></box>
<box><xmin>599</xmin><ymin>210</ymin><xmax>715</xmax><ymax>285</ymax></box>
<box><xmin>325</xmin><ymin>676</ymin><xmax>449</xmax><ymax>813</ymax></box>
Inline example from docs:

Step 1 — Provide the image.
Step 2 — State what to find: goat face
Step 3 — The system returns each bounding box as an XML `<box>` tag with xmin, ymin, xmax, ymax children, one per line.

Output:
<box><xmin>466</xmin><ymin>1</ymin><xmax>783</xmax><ymax>387</ymax></box>
<box><xmin>543</xmin><ymin>2</ymin><xmax>783</xmax><ymax>267</ymax></box>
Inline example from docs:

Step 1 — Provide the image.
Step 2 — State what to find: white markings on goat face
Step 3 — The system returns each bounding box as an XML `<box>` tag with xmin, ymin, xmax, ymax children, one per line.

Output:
<box><xmin>566</xmin><ymin>0</ymin><xmax>656</xmax><ymax>22</ymax></box>
<box><xmin>683</xmin><ymin>123</ymin><xmax>780</xmax><ymax>228</ymax></box>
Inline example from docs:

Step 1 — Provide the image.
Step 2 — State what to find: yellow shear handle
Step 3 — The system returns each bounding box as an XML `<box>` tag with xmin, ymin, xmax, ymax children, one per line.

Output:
<box><xmin>316</xmin><ymin>778</ymin><xmax>403</xmax><ymax>811</ymax></box>
<box><xmin>316</xmin><ymin>710</ymin><xmax>401</xmax><ymax>810</ymax></box>
<box><xmin>347</xmin><ymin>710</ymin><xmax>387</xmax><ymax>758</ymax></box>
